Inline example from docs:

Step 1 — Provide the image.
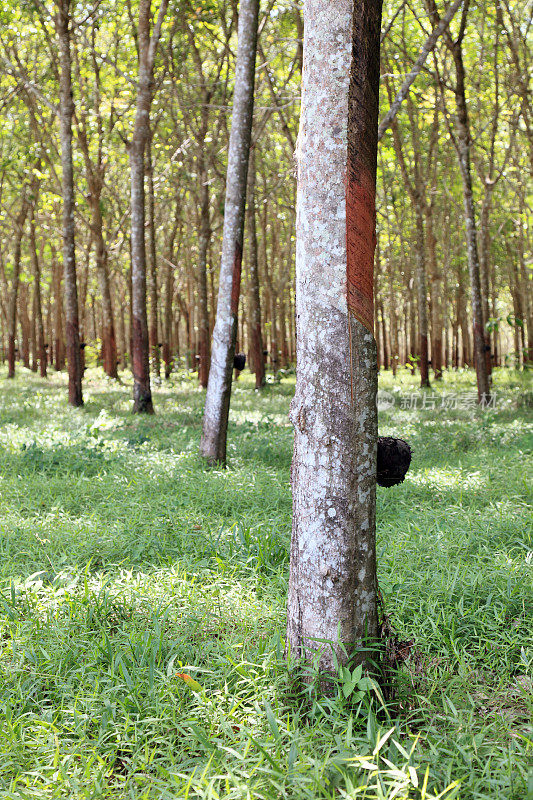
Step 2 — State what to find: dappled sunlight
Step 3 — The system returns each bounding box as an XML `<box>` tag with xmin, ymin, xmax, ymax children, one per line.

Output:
<box><xmin>407</xmin><ymin>466</ymin><xmax>487</xmax><ymax>490</ymax></box>
<box><xmin>0</xmin><ymin>368</ymin><xmax>531</xmax><ymax>799</ymax></box>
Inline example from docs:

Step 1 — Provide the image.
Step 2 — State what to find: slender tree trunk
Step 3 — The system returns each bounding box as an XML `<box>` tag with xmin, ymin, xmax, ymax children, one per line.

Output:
<box><xmin>20</xmin><ymin>284</ymin><xmax>31</xmax><ymax>368</ymax></box>
<box><xmin>388</xmin><ymin>115</ymin><xmax>429</xmax><ymax>386</ymax></box>
<box><xmin>56</xmin><ymin>0</ymin><xmax>83</xmax><ymax>406</ymax></box>
<box><xmin>197</xmin><ymin>159</ymin><xmax>211</xmax><ymax>388</ymax></box>
<box><xmin>7</xmin><ymin>198</ymin><xmax>28</xmax><ymax>378</ymax></box>
<box><xmin>517</xmin><ymin>207</ymin><xmax>533</xmax><ymax>366</ymax></box>
<box><xmin>286</xmin><ymin>0</ymin><xmax>382</xmax><ymax>680</ymax></box>
<box><xmin>246</xmin><ymin>146</ymin><xmax>265</xmax><ymax>388</ymax></box>
<box><xmin>130</xmin><ymin>138</ymin><xmax>153</xmax><ymax>411</ymax></box>
<box><xmin>53</xmin><ymin>254</ymin><xmax>65</xmax><ymax>371</ymax></box>
<box><xmin>89</xmin><ymin>190</ymin><xmax>118</xmax><ymax>378</ymax></box>
<box><xmin>388</xmin><ymin>264</ymin><xmax>398</xmax><ymax>376</ymax></box>
<box><xmin>31</xmin><ymin>290</ymin><xmax>38</xmax><ymax>372</ymax></box>
<box><xmin>129</xmin><ymin>0</ymin><xmax>168</xmax><ymax>412</ymax></box>
<box><xmin>200</xmin><ymin>0</ymin><xmax>259</xmax><ymax>464</ymax></box>
<box><xmin>380</xmin><ymin>304</ymin><xmax>389</xmax><ymax>370</ymax></box>
<box><xmin>163</xmin><ymin>260</ymin><xmax>174</xmax><ymax>378</ymax></box>
<box><xmin>146</xmin><ymin>136</ymin><xmax>160</xmax><ymax>377</ymax></box>
<box><xmin>119</xmin><ymin>290</ymin><xmax>127</xmax><ymax>368</ymax></box>
<box><xmin>479</xmin><ymin>188</ymin><xmax>493</xmax><ymax>376</ymax></box>
<box><xmin>30</xmin><ymin>210</ymin><xmax>47</xmax><ymax>377</ymax></box>
<box><xmin>414</xmin><ymin>205</ymin><xmax>430</xmax><ymax>386</ymax></box>
<box><xmin>425</xmin><ymin>203</ymin><xmax>443</xmax><ymax>378</ymax></box>
<box><xmin>450</xmin><ymin>39</ymin><xmax>490</xmax><ymax>401</ymax></box>
<box><xmin>279</xmin><ymin>288</ymin><xmax>289</xmax><ymax>368</ymax></box>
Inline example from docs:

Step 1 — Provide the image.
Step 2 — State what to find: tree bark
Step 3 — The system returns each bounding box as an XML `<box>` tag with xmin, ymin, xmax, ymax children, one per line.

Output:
<box><xmin>20</xmin><ymin>284</ymin><xmax>31</xmax><ymax>369</ymax></box>
<box><xmin>200</xmin><ymin>0</ymin><xmax>259</xmax><ymax>464</ymax></box>
<box><xmin>425</xmin><ymin>201</ymin><xmax>443</xmax><ymax>378</ymax></box>
<box><xmin>89</xmin><ymin>187</ymin><xmax>118</xmax><ymax>379</ymax></box>
<box><xmin>286</xmin><ymin>0</ymin><xmax>382</xmax><ymax>680</ymax></box>
<box><xmin>30</xmin><ymin>210</ymin><xmax>47</xmax><ymax>377</ymax></box>
<box><xmin>197</xmin><ymin>156</ymin><xmax>211</xmax><ymax>388</ymax></box>
<box><xmin>146</xmin><ymin>135</ymin><xmax>161</xmax><ymax>377</ymax></box>
<box><xmin>129</xmin><ymin>0</ymin><xmax>169</xmax><ymax>412</ymax></box>
<box><xmin>388</xmin><ymin>110</ymin><xmax>429</xmax><ymax>386</ymax></box>
<box><xmin>163</xmin><ymin>262</ymin><xmax>174</xmax><ymax>378</ymax></box>
<box><xmin>451</xmin><ymin>43</ymin><xmax>490</xmax><ymax>400</ymax></box>
<box><xmin>6</xmin><ymin>196</ymin><xmax>29</xmax><ymax>378</ymax></box>
<box><xmin>56</xmin><ymin>0</ymin><xmax>83</xmax><ymax>406</ymax></box>
<box><xmin>435</xmin><ymin>0</ymin><xmax>491</xmax><ymax>399</ymax></box>
<box><xmin>414</xmin><ymin>205</ymin><xmax>430</xmax><ymax>386</ymax></box>
<box><xmin>52</xmin><ymin>252</ymin><xmax>65</xmax><ymax>371</ymax></box>
<box><xmin>246</xmin><ymin>146</ymin><xmax>265</xmax><ymax>388</ymax></box>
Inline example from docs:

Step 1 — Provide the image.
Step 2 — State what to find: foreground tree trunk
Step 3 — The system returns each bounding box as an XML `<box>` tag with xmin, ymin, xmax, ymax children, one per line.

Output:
<box><xmin>56</xmin><ymin>0</ymin><xmax>83</xmax><ymax>406</ymax></box>
<box><xmin>200</xmin><ymin>0</ymin><xmax>259</xmax><ymax>464</ymax></box>
<box><xmin>286</xmin><ymin>0</ymin><xmax>382</xmax><ymax>679</ymax></box>
<box><xmin>129</xmin><ymin>0</ymin><xmax>168</xmax><ymax>412</ymax></box>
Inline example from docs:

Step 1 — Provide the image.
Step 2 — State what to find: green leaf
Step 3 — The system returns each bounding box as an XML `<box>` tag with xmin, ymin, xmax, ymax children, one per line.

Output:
<box><xmin>264</xmin><ymin>700</ymin><xmax>281</xmax><ymax>740</ymax></box>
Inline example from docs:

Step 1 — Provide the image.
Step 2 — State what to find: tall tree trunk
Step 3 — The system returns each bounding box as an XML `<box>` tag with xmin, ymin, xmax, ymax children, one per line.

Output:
<box><xmin>246</xmin><ymin>146</ymin><xmax>265</xmax><ymax>388</ymax></box>
<box><xmin>146</xmin><ymin>136</ymin><xmax>160</xmax><ymax>377</ymax></box>
<box><xmin>163</xmin><ymin>258</ymin><xmax>174</xmax><ymax>379</ymax></box>
<box><xmin>200</xmin><ymin>0</ymin><xmax>259</xmax><ymax>464</ymax></box>
<box><xmin>56</xmin><ymin>0</ymin><xmax>83</xmax><ymax>406</ymax></box>
<box><xmin>128</xmin><ymin>0</ymin><xmax>168</xmax><ymax>412</ymax></box>
<box><xmin>286</xmin><ymin>0</ymin><xmax>382</xmax><ymax>679</ymax></box>
<box><xmin>89</xmin><ymin>189</ymin><xmax>118</xmax><ymax>378</ymax></box>
<box><xmin>119</xmin><ymin>291</ymin><xmax>127</xmax><ymax>369</ymax></box>
<box><xmin>414</xmin><ymin>205</ymin><xmax>430</xmax><ymax>386</ymax></box>
<box><xmin>479</xmin><ymin>187</ymin><xmax>493</xmax><ymax>376</ymax></box>
<box><xmin>30</xmin><ymin>210</ymin><xmax>47</xmax><ymax>377</ymax></box>
<box><xmin>197</xmin><ymin>158</ymin><xmax>211</xmax><ymax>388</ymax></box>
<box><xmin>130</xmin><ymin>136</ymin><xmax>153</xmax><ymax>411</ymax></box>
<box><xmin>448</xmin><ymin>31</ymin><xmax>491</xmax><ymax>401</ymax></box>
<box><xmin>388</xmin><ymin>263</ymin><xmax>398</xmax><ymax>376</ymax></box>
<box><xmin>425</xmin><ymin>202</ymin><xmax>443</xmax><ymax>378</ymax></box>
<box><xmin>518</xmin><ymin>204</ymin><xmax>533</xmax><ymax>366</ymax></box>
<box><xmin>7</xmin><ymin>197</ymin><xmax>29</xmax><ymax>378</ymax></box>
<box><xmin>380</xmin><ymin>304</ymin><xmax>389</xmax><ymax>370</ymax></box>
<box><xmin>20</xmin><ymin>284</ymin><xmax>31</xmax><ymax>368</ymax></box>
<box><xmin>31</xmin><ymin>290</ymin><xmax>38</xmax><ymax>372</ymax></box>
<box><xmin>53</xmin><ymin>254</ymin><xmax>65</xmax><ymax>371</ymax></box>
<box><xmin>388</xmin><ymin>113</ymin><xmax>429</xmax><ymax>386</ymax></box>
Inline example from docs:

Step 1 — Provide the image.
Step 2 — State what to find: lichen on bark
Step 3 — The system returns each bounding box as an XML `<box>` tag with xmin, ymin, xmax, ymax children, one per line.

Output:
<box><xmin>286</xmin><ymin>0</ymin><xmax>383</xmax><ymax>682</ymax></box>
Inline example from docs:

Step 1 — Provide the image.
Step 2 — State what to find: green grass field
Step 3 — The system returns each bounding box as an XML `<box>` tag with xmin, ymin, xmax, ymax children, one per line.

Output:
<box><xmin>0</xmin><ymin>366</ymin><xmax>531</xmax><ymax>799</ymax></box>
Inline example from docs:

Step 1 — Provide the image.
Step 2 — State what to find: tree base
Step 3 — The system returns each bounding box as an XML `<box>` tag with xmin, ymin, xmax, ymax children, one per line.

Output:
<box><xmin>133</xmin><ymin>389</ymin><xmax>154</xmax><ymax>414</ymax></box>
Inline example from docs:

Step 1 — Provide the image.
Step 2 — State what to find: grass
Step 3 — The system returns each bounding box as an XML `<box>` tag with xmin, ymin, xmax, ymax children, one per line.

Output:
<box><xmin>0</xmin><ymin>364</ymin><xmax>531</xmax><ymax>799</ymax></box>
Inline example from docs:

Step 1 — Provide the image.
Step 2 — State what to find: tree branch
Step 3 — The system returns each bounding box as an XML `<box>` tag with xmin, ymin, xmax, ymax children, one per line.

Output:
<box><xmin>378</xmin><ymin>0</ymin><xmax>463</xmax><ymax>141</ymax></box>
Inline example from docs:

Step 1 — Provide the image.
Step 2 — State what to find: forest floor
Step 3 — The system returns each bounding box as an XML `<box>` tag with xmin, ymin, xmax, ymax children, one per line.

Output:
<box><xmin>0</xmin><ymin>366</ymin><xmax>531</xmax><ymax>799</ymax></box>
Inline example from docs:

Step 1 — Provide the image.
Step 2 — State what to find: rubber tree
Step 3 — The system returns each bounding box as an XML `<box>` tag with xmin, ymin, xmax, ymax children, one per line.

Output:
<box><xmin>200</xmin><ymin>0</ymin><xmax>259</xmax><ymax>465</ymax></box>
<box><xmin>286</xmin><ymin>0</ymin><xmax>382</xmax><ymax>680</ymax></box>
<box><xmin>6</xmin><ymin>192</ymin><xmax>29</xmax><ymax>378</ymax></box>
<box><xmin>29</xmin><ymin>197</ymin><xmax>47</xmax><ymax>378</ymax></box>
<box><xmin>246</xmin><ymin>145</ymin><xmax>265</xmax><ymax>389</ymax></box>
<box><xmin>430</xmin><ymin>0</ymin><xmax>491</xmax><ymax>401</ymax></box>
<box><xmin>56</xmin><ymin>0</ymin><xmax>83</xmax><ymax>406</ymax></box>
<box><xmin>129</xmin><ymin>0</ymin><xmax>169</xmax><ymax>413</ymax></box>
<box><xmin>74</xmin><ymin>18</ymin><xmax>118</xmax><ymax>380</ymax></box>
